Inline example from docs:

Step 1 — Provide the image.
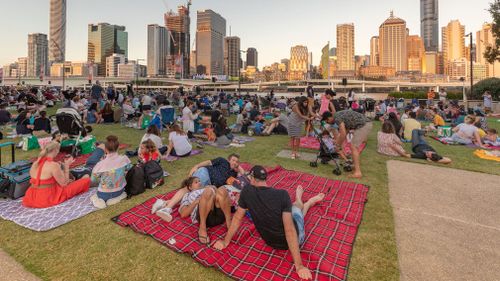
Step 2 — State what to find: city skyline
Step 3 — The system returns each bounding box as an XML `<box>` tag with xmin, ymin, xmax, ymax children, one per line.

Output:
<box><xmin>0</xmin><ymin>0</ymin><xmax>493</xmax><ymax>68</ymax></box>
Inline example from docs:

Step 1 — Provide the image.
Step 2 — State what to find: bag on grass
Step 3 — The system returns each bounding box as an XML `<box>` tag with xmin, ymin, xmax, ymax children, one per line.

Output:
<box><xmin>143</xmin><ymin>160</ymin><xmax>164</xmax><ymax>189</ymax></box>
<box><xmin>124</xmin><ymin>164</ymin><xmax>146</xmax><ymax>197</ymax></box>
<box><xmin>22</xmin><ymin>135</ymin><xmax>40</xmax><ymax>151</ymax></box>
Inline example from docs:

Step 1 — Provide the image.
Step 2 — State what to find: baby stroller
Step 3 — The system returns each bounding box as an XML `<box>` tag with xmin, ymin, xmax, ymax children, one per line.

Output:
<box><xmin>308</xmin><ymin>127</ymin><xmax>343</xmax><ymax>176</ymax></box>
<box><xmin>54</xmin><ymin>107</ymin><xmax>88</xmax><ymax>156</ymax></box>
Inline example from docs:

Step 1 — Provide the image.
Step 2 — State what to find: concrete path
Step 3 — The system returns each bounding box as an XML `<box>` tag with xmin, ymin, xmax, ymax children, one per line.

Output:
<box><xmin>0</xmin><ymin>249</ymin><xmax>40</xmax><ymax>281</ymax></box>
<box><xmin>387</xmin><ymin>160</ymin><xmax>500</xmax><ymax>281</ymax></box>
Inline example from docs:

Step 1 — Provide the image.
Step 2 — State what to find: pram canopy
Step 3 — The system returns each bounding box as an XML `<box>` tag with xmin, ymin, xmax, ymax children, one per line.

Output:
<box><xmin>55</xmin><ymin>108</ymin><xmax>87</xmax><ymax>137</ymax></box>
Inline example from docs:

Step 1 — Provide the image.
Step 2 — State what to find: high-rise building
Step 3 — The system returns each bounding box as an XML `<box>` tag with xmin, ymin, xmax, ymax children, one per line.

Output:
<box><xmin>246</xmin><ymin>48</ymin><xmax>258</xmax><ymax>69</ymax></box>
<box><xmin>407</xmin><ymin>35</ymin><xmax>425</xmax><ymax>72</ymax></box>
<box><xmin>477</xmin><ymin>23</ymin><xmax>500</xmax><ymax>78</ymax></box>
<box><xmin>17</xmin><ymin>57</ymin><xmax>28</xmax><ymax>77</ymax></box>
<box><xmin>420</xmin><ymin>0</ymin><xmax>439</xmax><ymax>52</ymax></box>
<box><xmin>442</xmin><ymin>20</ymin><xmax>465</xmax><ymax>75</ymax></box>
<box><xmin>224</xmin><ymin>36</ymin><xmax>240</xmax><ymax>78</ymax></box>
<box><xmin>165</xmin><ymin>4</ymin><xmax>191</xmax><ymax>78</ymax></box>
<box><xmin>370</xmin><ymin>36</ymin><xmax>380</xmax><ymax>66</ymax></box>
<box><xmin>49</xmin><ymin>0</ymin><xmax>66</xmax><ymax>63</ymax></box>
<box><xmin>320</xmin><ymin>43</ymin><xmax>330</xmax><ymax>79</ymax></box>
<box><xmin>147</xmin><ymin>24</ymin><xmax>169</xmax><ymax>77</ymax></box>
<box><xmin>27</xmin><ymin>33</ymin><xmax>49</xmax><ymax>78</ymax></box>
<box><xmin>336</xmin><ymin>23</ymin><xmax>355</xmax><ymax>71</ymax></box>
<box><xmin>289</xmin><ymin>45</ymin><xmax>308</xmax><ymax>80</ymax></box>
<box><xmin>106</xmin><ymin>53</ymin><xmax>126</xmax><ymax>77</ymax></box>
<box><xmin>87</xmin><ymin>23</ymin><xmax>128</xmax><ymax>76</ymax></box>
<box><xmin>379</xmin><ymin>12</ymin><xmax>408</xmax><ymax>72</ymax></box>
<box><xmin>196</xmin><ymin>9</ymin><xmax>226</xmax><ymax>75</ymax></box>
<box><xmin>423</xmin><ymin>51</ymin><xmax>438</xmax><ymax>74</ymax></box>
<box><xmin>281</xmin><ymin>58</ymin><xmax>290</xmax><ymax>73</ymax></box>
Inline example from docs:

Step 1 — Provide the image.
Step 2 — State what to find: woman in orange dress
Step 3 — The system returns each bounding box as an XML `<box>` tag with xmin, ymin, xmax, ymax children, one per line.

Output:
<box><xmin>23</xmin><ymin>141</ymin><xmax>91</xmax><ymax>208</ymax></box>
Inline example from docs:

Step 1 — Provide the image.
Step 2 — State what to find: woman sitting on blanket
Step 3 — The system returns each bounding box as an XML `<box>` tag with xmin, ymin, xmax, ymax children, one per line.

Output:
<box><xmin>377</xmin><ymin>121</ymin><xmax>411</xmax><ymax>158</ymax></box>
<box><xmin>89</xmin><ymin>136</ymin><xmax>132</xmax><ymax>209</ymax></box>
<box><xmin>162</xmin><ymin>124</ymin><xmax>192</xmax><ymax>160</ymax></box>
<box><xmin>443</xmin><ymin>115</ymin><xmax>483</xmax><ymax>146</ymax></box>
<box><xmin>140</xmin><ymin>125</ymin><xmax>165</xmax><ymax>154</ymax></box>
<box><xmin>23</xmin><ymin>141</ymin><xmax>91</xmax><ymax>208</ymax></box>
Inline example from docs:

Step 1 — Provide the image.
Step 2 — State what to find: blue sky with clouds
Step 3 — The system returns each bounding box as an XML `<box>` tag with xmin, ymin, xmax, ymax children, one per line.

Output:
<box><xmin>0</xmin><ymin>0</ymin><xmax>493</xmax><ymax>67</ymax></box>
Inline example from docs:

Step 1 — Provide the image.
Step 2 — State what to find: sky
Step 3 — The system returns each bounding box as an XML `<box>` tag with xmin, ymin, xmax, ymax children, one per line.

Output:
<box><xmin>0</xmin><ymin>0</ymin><xmax>494</xmax><ymax>68</ymax></box>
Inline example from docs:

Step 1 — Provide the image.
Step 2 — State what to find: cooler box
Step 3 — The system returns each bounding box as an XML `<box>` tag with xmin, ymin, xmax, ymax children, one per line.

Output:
<box><xmin>0</xmin><ymin>142</ymin><xmax>32</xmax><ymax>199</ymax></box>
<box><xmin>437</xmin><ymin>126</ymin><xmax>452</xmax><ymax>138</ymax></box>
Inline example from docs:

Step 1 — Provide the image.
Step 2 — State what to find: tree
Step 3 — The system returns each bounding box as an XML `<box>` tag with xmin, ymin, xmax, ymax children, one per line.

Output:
<box><xmin>472</xmin><ymin>78</ymin><xmax>500</xmax><ymax>100</ymax></box>
<box><xmin>484</xmin><ymin>0</ymin><xmax>500</xmax><ymax>63</ymax></box>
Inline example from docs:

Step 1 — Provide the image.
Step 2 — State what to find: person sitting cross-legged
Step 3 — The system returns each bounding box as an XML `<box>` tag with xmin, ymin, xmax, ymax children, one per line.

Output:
<box><xmin>213</xmin><ymin>166</ymin><xmax>325</xmax><ymax>280</ymax></box>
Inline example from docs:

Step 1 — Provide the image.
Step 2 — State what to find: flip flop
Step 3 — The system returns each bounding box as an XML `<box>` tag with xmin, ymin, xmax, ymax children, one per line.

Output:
<box><xmin>198</xmin><ymin>235</ymin><xmax>210</xmax><ymax>245</ymax></box>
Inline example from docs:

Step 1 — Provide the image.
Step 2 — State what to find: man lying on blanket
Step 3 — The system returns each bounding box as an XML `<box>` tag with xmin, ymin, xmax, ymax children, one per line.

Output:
<box><xmin>214</xmin><ymin>166</ymin><xmax>325</xmax><ymax>280</ymax></box>
<box><xmin>189</xmin><ymin>153</ymin><xmax>245</xmax><ymax>187</ymax></box>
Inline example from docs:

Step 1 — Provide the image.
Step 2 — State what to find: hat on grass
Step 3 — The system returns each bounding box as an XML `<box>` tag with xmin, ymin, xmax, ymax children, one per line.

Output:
<box><xmin>250</xmin><ymin>165</ymin><xmax>267</xmax><ymax>181</ymax></box>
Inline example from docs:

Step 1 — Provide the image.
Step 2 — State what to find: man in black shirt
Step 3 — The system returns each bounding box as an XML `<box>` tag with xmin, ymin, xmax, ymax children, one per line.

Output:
<box><xmin>411</xmin><ymin>129</ymin><xmax>452</xmax><ymax>164</ymax></box>
<box><xmin>213</xmin><ymin>165</ymin><xmax>325</xmax><ymax>280</ymax></box>
<box><xmin>189</xmin><ymin>154</ymin><xmax>245</xmax><ymax>187</ymax></box>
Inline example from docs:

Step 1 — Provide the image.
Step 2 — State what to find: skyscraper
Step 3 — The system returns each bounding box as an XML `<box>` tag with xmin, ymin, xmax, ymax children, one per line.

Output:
<box><xmin>165</xmin><ymin>4</ymin><xmax>191</xmax><ymax>78</ymax></box>
<box><xmin>106</xmin><ymin>53</ymin><xmax>126</xmax><ymax>77</ymax></box>
<box><xmin>289</xmin><ymin>45</ymin><xmax>308</xmax><ymax>80</ymax></box>
<box><xmin>88</xmin><ymin>23</ymin><xmax>128</xmax><ymax>76</ymax></box>
<box><xmin>49</xmin><ymin>0</ymin><xmax>66</xmax><ymax>63</ymax></box>
<box><xmin>147</xmin><ymin>24</ymin><xmax>169</xmax><ymax>77</ymax></box>
<box><xmin>196</xmin><ymin>9</ymin><xmax>226</xmax><ymax>75</ymax></box>
<box><xmin>370</xmin><ymin>36</ymin><xmax>380</xmax><ymax>66</ymax></box>
<box><xmin>379</xmin><ymin>12</ymin><xmax>408</xmax><ymax>72</ymax></box>
<box><xmin>407</xmin><ymin>35</ymin><xmax>425</xmax><ymax>72</ymax></box>
<box><xmin>420</xmin><ymin>0</ymin><xmax>439</xmax><ymax>52</ymax></box>
<box><xmin>336</xmin><ymin>23</ymin><xmax>355</xmax><ymax>71</ymax></box>
<box><xmin>246</xmin><ymin>48</ymin><xmax>258</xmax><ymax>68</ymax></box>
<box><xmin>224</xmin><ymin>36</ymin><xmax>240</xmax><ymax>78</ymax></box>
<box><xmin>477</xmin><ymin>23</ymin><xmax>500</xmax><ymax>77</ymax></box>
<box><xmin>442</xmin><ymin>20</ymin><xmax>465</xmax><ymax>75</ymax></box>
<box><xmin>27</xmin><ymin>33</ymin><xmax>49</xmax><ymax>77</ymax></box>
<box><xmin>320</xmin><ymin>43</ymin><xmax>330</xmax><ymax>79</ymax></box>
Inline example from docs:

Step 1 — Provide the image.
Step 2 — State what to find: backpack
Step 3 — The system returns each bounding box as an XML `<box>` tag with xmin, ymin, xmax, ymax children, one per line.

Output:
<box><xmin>124</xmin><ymin>164</ymin><xmax>146</xmax><ymax>197</ymax></box>
<box><xmin>143</xmin><ymin>160</ymin><xmax>164</xmax><ymax>189</ymax></box>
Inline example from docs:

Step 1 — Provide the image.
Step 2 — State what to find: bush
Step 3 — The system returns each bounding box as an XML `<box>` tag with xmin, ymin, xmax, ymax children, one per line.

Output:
<box><xmin>472</xmin><ymin>78</ymin><xmax>500</xmax><ymax>100</ymax></box>
<box><xmin>388</xmin><ymin>91</ymin><xmax>463</xmax><ymax>100</ymax></box>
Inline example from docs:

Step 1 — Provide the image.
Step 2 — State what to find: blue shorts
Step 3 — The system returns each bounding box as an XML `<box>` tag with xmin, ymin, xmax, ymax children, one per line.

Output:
<box><xmin>97</xmin><ymin>189</ymin><xmax>125</xmax><ymax>201</ymax></box>
<box><xmin>292</xmin><ymin>206</ymin><xmax>305</xmax><ymax>246</ymax></box>
<box><xmin>193</xmin><ymin>167</ymin><xmax>211</xmax><ymax>187</ymax></box>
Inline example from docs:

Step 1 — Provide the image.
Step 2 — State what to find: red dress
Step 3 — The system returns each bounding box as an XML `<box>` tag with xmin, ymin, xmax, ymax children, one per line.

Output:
<box><xmin>22</xmin><ymin>157</ymin><xmax>91</xmax><ymax>208</ymax></box>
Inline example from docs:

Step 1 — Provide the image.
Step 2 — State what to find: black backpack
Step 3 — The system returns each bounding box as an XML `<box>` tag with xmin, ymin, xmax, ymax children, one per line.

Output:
<box><xmin>124</xmin><ymin>164</ymin><xmax>146</xmax><ymax>197</ymax></box>
<box><xmin>143</xmin><ymin>161</ymin><xmax>164</xmax><ymax>189</ymax></box>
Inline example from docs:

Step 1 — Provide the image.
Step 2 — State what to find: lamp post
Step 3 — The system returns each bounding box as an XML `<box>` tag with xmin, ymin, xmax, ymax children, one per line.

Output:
<box><xmin>460</xmin><ymin>77</ymin><xmax>467</xmax><ymax>109</ymax></box>
<box><xmin>465</xmin><ymin>32</ymin><xmax>473</xmax><ymax>109</ymax></box>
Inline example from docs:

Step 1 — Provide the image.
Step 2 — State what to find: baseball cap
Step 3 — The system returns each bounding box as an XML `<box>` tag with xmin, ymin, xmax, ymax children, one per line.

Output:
<box><xmin>249</xmin><ymin>165</ymin><xmax>267</xmax><ymax>181</ymax></box>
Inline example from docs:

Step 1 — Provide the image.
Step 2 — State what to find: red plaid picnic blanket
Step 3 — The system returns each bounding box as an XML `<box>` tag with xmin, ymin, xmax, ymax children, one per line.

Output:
<box><xmin>31</xmin><ymin>152</ymin><xmax>90</xmax><ymax>169</ymax></box>
<box><xmin>114</xmin><ymin>164</ymin><xmax>369</xmax><ymax>281</ymax></box>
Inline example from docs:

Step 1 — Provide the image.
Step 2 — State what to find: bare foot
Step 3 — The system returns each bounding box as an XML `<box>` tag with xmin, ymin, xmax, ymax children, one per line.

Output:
<box><xmin>308</xmin><ymin>193</ymin><xmax>325</xmax><ymax>205</ymax></box>
<box><xmin>296</xmin><ymin>185</ymin><xmax>304</xmax><ymax>200</ymax></box>
<box><xmin>348</xmin><ymin>173</ymin><xmax>363</xmax><ymax>179</ymax></box>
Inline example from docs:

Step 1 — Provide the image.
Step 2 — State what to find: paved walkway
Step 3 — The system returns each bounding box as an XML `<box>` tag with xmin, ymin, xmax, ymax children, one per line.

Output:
<box><xmin>0</xmin><ymin>249</ymin><xmax>40</xmax><ymax>281</ymax></box>
<box><xmin>387</xmin><ymin>160</ymin><xmax>500</xmax><ymax>281</ymax></box>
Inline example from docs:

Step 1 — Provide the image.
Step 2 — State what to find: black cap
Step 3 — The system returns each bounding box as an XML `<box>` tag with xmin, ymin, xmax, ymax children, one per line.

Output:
<box><xmin>250</xmin><ymin>165</ymin><xmax>267</xmax><ymax>181</ymax></box>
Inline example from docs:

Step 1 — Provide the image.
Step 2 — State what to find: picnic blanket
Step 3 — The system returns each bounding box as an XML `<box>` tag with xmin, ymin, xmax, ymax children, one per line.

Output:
<box><xmin>297</xmin><ymin>137</ymin><xmax>366</xmax><ymax>155</ymax></box>
<box><xmin>466</xmin><ymin>144</ymin><xmax>500</xmax><ymax>150</ymax></box>
<box><xmin>165</xmin><ymin>150</ymin><xmax>203</xmax><ymax>162</ymax></box>
<box><xmin>474</xmin><ymin>149</ymin><xmax>500</xmax><ymax>162</ymax></box>
<box><xmin>30</xmin><ymin>152</ymin><xmax>91</xmax><ymax>169</ymax></box>
<box><xmin>114</xmin><ymin>165</ymin><xmax>369</xmax><ymax>281</ymax></box>
<box><xmin>202</xmin><ymin>136</ymin><xmax>256</xmax><ymax>149</ymax></box>
<box><xmin>0</xmin><ymin>189</ymin><xmax>98</xmax><ymax>231</ymax></box>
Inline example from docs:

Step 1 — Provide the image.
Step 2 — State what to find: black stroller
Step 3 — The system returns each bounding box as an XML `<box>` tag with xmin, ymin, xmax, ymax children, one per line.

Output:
<box><xmin>54</xmin><ymin>107</ymin><xmax>89</xmax><ymax>156</ymax></box>
<box><xmin>308</xmin><ymin>127</ymin><xmax>343</xmax><ymax>176</ymax></box>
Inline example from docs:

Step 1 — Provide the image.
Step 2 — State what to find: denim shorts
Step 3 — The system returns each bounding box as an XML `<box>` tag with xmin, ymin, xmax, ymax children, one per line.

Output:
<box><xmin>97</xmin><ymin>189</ymin><xmax>125</xmax><ymax>201</ymax></box>
<box><xmin>193</xmin><ymin>167</ymin><xmax>211</xmax><ymax>187</ymax></box>
<box><xmin>292</xmin><ymin>206</ymin><xmax>305</xmax><ymax>246</ymax></box>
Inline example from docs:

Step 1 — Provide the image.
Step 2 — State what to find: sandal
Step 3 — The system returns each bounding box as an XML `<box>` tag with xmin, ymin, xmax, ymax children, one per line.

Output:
<box><xmin>198</xmin><ymin>235</ymin><xmax>210</xmax><ymax>245</ymax></box>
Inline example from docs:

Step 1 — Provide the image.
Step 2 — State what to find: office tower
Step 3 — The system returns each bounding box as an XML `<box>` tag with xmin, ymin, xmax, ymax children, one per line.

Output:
<box><xmin>477</xmin><ymin>23</ymin><xmax>500</xmax><ymax>77</ymax></box>
<box><xmin>147</xmin><ymin>24</ymin><xmax>169</xmax><ymax>77</ymax></box>
<box><xmin>106</xmin><ymin>53</ymin><xmax>126</xmax><ymax>77</ymax></box>
<box><xmin>246</xmin><ymin>48</ymin><xmax>258</xmax><ymax>68</ymax></box>
<box><xmin>442</xmin><ymin>20</ymin><xmax>465</xmax><ymax>75</ymax></box>
<box><xmin>370</xmin><ymin>36</ymin><xmax>380</xmax><ymax>66</ymax></box>
<box><xmin>336</xmin><ymin>23</ymin><xmax>355</xmax><ymax>71</ymax></box>
<box><xmin>27</xmin><ymin>33</ymin><xmax>49</xmax><ymax>77</ymax></box>
<box><xmin>165</xmin><ymin>4</ymin><xmax>191</xmax><ymax>78</ymax></box>
<box><xmin>17</xmin><ymin>57</ymin><xmax>28</xmax><ymax>77</ymax></box>
<box><xmin>321</xmin><ymin>43</ymin><xmax>330</xmax><ymax>79</ymax></box>
<box><xmin>87</xmin><ymin>23</ymin><xmax>128</xmax><ymax>76</ymax></box>
<box><xmin>224</xmin><ymin>36</ymin><xmax>240</xmax><ymax>78</ymax></box>
<box><xmin>407</xmin><ymin>35</ymin><xmax>425</xmax><ymax>72</ymax></box>
<box><xmin>49</xmin><ymin>0</ymin><xmax>66</xmax><ymax>62</ymax></box>
<box><xmin>379</xmin><ymin>11</ymin><xmax>408</xmax><ymax>72</ymax></box>
<box><xmin>423</xmin><ymin>51</ymin><xmax>438</xmax><ymax>74</ymax></box>
<box><xmin>196</xmin><ymin>9</ymin><xmax>226</xmax><ymax>75</ymax></box>
<box><xmin>289</xmin><ymin>45</ymin><xmax>308</xmax><ymax>80</ymax></box>
<box><xmin>420</xmin><ymin>0</ymin><xmax>439</xmax><ymax>52</ymax></box>
<box><xmin>281</xmin><ymin>58</ymin><xmax>290</xmax><ymax>73</ymax></box>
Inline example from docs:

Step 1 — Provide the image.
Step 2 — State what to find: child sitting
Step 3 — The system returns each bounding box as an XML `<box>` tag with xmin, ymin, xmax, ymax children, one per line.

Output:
<box><xmin>483</xmin><ymin>128</ymin><xmax>500</xmax><ymax>147</ymax></box>
<box><xmin>321</xmin><ymin>130</ymin><xmax>335</xmax><ymax>153</ymax></box>
<box><xmin>139</xmin><ymin>139</ymin><xmax>160</xmax><ymax>163</ymax></box>
<box><xmin>151</xmin><ymin>177</ymin><xmax>202</xmax><ymax>222</ymax></box>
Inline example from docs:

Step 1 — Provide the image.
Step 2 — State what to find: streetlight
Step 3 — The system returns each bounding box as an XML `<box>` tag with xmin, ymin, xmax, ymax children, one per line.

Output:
<box><xmin>238</xmin><ymin>49</ymin><xmax>247</xmax><ymax>92</ymax></box>
<box><xmin>460</xmin><ymin>77</ymin><xmax>467</xmax><ymax>109</ymax></box>
<box><xmin>465</xmin><ymin>32</ymin><xmax>473</xmax><ymax>108</ymax></box>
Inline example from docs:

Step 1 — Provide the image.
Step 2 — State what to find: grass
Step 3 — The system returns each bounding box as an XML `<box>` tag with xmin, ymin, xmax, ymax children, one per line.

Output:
<box><xmin>0</xmin><ymin>112</ymin><xmax>499</xmax><ymax>281</ymax></box>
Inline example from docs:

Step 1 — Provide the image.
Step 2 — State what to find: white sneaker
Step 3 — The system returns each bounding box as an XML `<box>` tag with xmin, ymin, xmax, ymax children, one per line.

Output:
<box><xmin>151</xmin><ymin>199</ymin><xmax>166</xmax><ymax>214</ymax></box>
<box><xmin>156</xmin><ymin>208</ymin><xmax>173</xmax><ymax>222</ymax></box>
<box><xmin>90</xmin><ymin>194</ymin><xmax>107</xmax><ymax>209</ymax></box>
<box><xmin>106</xmin><ymin>192</ymin><xmax>127</xmax><ymax>206</ymax></box>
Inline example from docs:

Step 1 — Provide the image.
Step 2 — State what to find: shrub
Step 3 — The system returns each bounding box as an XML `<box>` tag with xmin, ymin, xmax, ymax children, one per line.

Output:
<box><xmin>472</xmin><ymin>78</ymin><xmax>500</xmax><ymax>100</ymax></box>
<box><xmin>388</xmin><ymin>91</ymin><xmax>463</xmax><ymax>100</ymax></box>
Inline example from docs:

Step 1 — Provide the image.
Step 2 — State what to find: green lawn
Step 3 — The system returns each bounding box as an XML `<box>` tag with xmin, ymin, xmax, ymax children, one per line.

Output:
<box><xmin>0</xmin><ymin>114</ymin><xmax>499</xmax><ymax>281</ymax></box>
